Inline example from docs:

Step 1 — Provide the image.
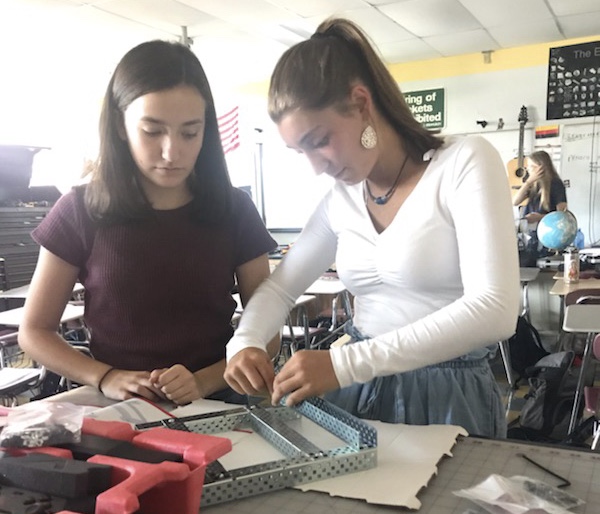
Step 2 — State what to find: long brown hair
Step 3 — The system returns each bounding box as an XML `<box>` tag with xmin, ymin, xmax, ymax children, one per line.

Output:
<box><xmin>268</xmin><ymin>18</ymin><xmax>442</xmax><ymax>163</ymax></box>
<box><xmin>528</xmin><ymin>150</ymin><xmax>561</xmax><ymax>211</ymax></box>
<box><xmin>86</xmin><ymin>40</ymin><xmax>232</xmax><ymax>224</ymax></box>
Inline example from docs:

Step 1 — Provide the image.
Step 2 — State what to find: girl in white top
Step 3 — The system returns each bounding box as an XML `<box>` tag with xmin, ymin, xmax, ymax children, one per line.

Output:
<box><xmin>225</xmin><ymin>18</ymin><xmax>520</xmax><ymax>438</ymax></box>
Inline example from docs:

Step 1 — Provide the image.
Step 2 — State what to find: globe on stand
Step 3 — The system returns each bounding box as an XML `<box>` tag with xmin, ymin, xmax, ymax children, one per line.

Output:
<box><xmin>536</xmin><ymin>210</ymin><xmax>578</xmax><ymax>252</ymax></box>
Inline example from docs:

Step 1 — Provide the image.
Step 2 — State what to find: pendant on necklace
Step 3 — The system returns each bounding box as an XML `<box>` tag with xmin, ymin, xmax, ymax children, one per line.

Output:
<box><xmin>364</xmin><ymin>154</ymin><xmax>410</xmax><ymax>206</ymax></box>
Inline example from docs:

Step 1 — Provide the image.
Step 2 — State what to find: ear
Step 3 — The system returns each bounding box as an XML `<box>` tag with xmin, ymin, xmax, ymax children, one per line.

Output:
<box><xmin>349</xmin><ymin>83</ymin><xmax>374</xmax><ymax>121</ymax></box>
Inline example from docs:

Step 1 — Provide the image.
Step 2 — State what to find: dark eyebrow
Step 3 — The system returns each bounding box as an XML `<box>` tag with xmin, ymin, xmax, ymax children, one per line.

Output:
<box><xmin>140</xmin><ymin>116</ymin><xmax>204</xmax><ymax>127</ymax></box>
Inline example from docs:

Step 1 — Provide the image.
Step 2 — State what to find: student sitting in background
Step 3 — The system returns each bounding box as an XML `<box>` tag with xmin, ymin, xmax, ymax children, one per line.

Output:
<box><xmin>19</xmin><ymin>40</ymin><xmax>277</xmax><ymax>405</ymax></box>
<box><xmin>513</xmin><ymin>150</ymin><xmax>568</xmax><ymax>224</ymax></box>
<box><xmin>224</xmin><ymin>18</ymin><xmax>519</xmax><ymax>438</ymax></box>
<box><xmin>513</xmin><ymin>150</ymin><xmax>567</xmax><ymax>264</ymax></box>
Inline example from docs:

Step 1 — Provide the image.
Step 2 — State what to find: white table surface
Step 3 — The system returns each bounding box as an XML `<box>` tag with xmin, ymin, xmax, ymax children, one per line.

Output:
<box><xmin>305</xmin><ymin>277</ymin><xmax>347</xmax><ymax>295</ymax></box>
<box><xmin>0</xmin><ymin>282</ymin><xmax>84</xmax><ymax>299</ymax></box>
<box><xmin>232</xmin><ymin>293</ymin><xmax>316</xmax><ymax>313</ymax></box>
<box><xmin>519</xmin><ymin>267</ymin><xmax>540</xmax><ymax>283</ymax></box>
<box><xmin>562</xmin><ymin>304</ymin><xmax>600</xmax><ymax>333</ymax></box>
<box><xmin>0</xmin><ymin>302</ymin><xmax>85</xmax><ymax>328</ymax></box>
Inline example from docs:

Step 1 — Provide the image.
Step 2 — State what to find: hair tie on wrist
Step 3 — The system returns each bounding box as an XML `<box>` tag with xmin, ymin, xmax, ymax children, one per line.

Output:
<box><xmin>97</xmin><ymin>367</ymin><xmax>116</xmax><ymax>394</ymax></box>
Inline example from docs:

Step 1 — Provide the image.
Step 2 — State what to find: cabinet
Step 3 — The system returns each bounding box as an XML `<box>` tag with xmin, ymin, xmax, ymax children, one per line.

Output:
<box><xmin>0</xmin><ymin>206</ymin><xmax>49</xmax><ymax>292</ymax></box>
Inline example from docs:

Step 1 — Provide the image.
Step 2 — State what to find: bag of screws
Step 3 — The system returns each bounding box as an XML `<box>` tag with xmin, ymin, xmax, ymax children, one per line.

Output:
<box><xmin>0</xmin><ymin>401</ymin><xmax>85</xmax><ymax>448</ymax></box>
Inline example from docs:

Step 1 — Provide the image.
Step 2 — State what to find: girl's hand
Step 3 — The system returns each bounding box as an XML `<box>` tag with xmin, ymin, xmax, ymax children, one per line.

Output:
<box><xmin>272</xmin><ymin>350</ymin><xmax>340</xmax><ymax>407</ymax></box>
<box><xmin>150</xmin><ymin>364</ymin><xmax>200</xmax><ymax>405</ymax></box>
<box><xmin>98</xmin><ymin>369</ymin><xmax>164</xmax><ymax>402</ymax></box>
<box><xmin>527</xmin><ymin>166</ymin><xmax>543</xmax><ymax>182</ymax></box>
<box><xmin>224</xmin><ymin>348</ymin><xmax>275</xmax><ymax>397</ymax></box>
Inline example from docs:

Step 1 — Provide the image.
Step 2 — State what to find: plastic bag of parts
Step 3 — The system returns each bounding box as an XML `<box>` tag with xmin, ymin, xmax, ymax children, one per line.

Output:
<box><xmin>0</xmin><ymin>401</ymin><xmax>85</xmax><ymax>448</ymax></box>
<box><xmin>454</xmin><ymin>474</ymin><xmax>585</xmax><ymax>514</ymax></box>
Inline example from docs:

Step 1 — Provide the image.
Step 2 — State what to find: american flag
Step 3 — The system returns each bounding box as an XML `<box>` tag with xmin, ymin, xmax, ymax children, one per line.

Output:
<box><xmin>217</xmin><ymin>106</ymin><xmax>240</xmax><ymax>155</ymax></box>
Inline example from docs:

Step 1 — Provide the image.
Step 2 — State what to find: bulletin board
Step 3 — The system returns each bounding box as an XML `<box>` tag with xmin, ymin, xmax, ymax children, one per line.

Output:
<box><xmin>547</xmin><ymin>40</ymin><xmax>600</xmax><ymax>120</ymax></box>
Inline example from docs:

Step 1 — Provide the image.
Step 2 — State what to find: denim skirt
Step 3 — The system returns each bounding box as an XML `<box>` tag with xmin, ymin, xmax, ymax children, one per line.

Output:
<box><xmin>324</xmin><ymin>322</ymin><xmax>507</xmax><ymax>438</ymax></box>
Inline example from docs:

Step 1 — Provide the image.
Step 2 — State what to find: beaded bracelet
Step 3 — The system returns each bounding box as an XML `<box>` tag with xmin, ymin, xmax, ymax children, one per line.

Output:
<box><xmin>97</xmin><ymin>367</ymin><xmax>116</xmax><ymax>394</ymax></box>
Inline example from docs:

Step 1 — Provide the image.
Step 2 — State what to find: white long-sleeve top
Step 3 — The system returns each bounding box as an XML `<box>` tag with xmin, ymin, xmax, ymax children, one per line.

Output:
<box><xmin>227</xmin><ymin>135</ymin><xmax>521</xmax><ymax>388</ymax></box>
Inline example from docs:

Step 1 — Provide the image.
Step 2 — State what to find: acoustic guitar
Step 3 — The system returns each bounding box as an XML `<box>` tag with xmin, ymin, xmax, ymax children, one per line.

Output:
<box><xmin>506</xmin><ymin>106</ymin><xmax>529</xmax><ymax>205</ymax></box>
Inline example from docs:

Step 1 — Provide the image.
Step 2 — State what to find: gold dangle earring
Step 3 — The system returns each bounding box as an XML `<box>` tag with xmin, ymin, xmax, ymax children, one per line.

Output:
<box><xmin>361</xmin><ymin>125</ymin><xmax>377</xmax><ymax>149</ymax></box>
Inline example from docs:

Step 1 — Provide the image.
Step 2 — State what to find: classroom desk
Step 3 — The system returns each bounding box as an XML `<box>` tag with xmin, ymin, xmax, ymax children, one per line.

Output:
<box><xmin>550</xmin><ymin>277</ymin><xmax>600</xmax><ymax>297</ymax></box>
<box><xmin>562</xmin><ymin>304</ymin><xmax>600</xmax><ymax>435</ymax></box>
<box><xmin>519</xmin><ymin>267</ymin><xmax>540</xmax><ymax>321</ymax></box>
<box><xmin>50</xmin><ymin>386</ymin><xmax>600</xmax><ymax>513</ymax></box>
<box><xmin>0</xmin><ymin>282</ymin><xmax>84</xmax><ymax>300</ymax></box>
<box><xmin>305</xmin><ymin>277</ymin><xmax>352</xmax><ymax>330</ymax></box>
<box><xmin>0</xmin><ymin>303</ymin><xmax>85</xmax><ymax>328</ymax></box>
<box><xmin>549</xmin><ymin>277</ymin><xmax>600</xmax><ymax>348</ymax></box>
<box><xmin>267</xmin><ymin>258</ymin><xmax>352</xmax><ymax>330</ymax></box>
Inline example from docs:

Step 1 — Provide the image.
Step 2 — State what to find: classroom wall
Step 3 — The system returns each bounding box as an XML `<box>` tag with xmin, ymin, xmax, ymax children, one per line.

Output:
<box><xmin>247</xmin><ymin>35</ymin><xmax>600</xmax><ymax>241</ymax></box>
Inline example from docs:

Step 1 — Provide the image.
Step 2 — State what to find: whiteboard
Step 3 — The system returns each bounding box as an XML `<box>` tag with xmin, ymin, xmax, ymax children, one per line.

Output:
<box><xmin>560</xmin><ymin>122</ymin><xmax>600</xmax><ymax>246</ymax></box>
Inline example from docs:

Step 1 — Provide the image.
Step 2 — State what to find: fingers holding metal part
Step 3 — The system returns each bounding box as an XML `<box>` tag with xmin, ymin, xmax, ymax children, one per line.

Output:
<box><xmin>152</xmin><ymin>364</ymin><xmax>199</xmax><ymax>405</ymax></box>
<box><xmin>272</xmin><ymin>350</ymin><xmax>340</xmax><ymax>407</ymax></box>
<box><xmin>224</xmin><ymin>347</ymin><xmax>275</xmax><ymax>397</ymax></box>
<box><xmin>99</xmin><ymin>369</ymin><xmax>164</xmax><ymax>402</ymax></box>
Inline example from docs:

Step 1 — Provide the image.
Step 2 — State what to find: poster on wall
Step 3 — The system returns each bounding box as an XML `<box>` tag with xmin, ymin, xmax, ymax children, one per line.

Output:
<box><xmin>404</xmin><ymin>88</ymin><xmax>445</xmax><ymax>129</ymax></box>
<box><xmin>546</xmin><ymin>40</ymin><xmax>600</xmax><ymax>120</ymax></box>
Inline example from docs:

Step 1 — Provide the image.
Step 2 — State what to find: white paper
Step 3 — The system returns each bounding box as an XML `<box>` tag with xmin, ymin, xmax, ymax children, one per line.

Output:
<box><xmin>294</xmin><ymin>421</ymin><xmax>467</xmax><ymax>509</ymax></box>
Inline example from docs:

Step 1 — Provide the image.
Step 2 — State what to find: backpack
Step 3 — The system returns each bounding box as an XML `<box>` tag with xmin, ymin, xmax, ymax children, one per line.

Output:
<box><xmin>508</xmin><ymin>351</ymin><xmax>582</xmax><ymax>442</ymax></box>
<box><xmin>507</xmin><ymin>316</ymin><xmax>549</xmax><ymax>383</ymax></box>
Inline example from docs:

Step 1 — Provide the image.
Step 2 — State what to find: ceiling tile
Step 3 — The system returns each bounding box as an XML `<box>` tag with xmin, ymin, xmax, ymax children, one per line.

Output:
<box><xmin>379</xmin><ymin>0</ymin><xmax>482</xmax><ymax>37</ymax></box>
<box><xmin>547</xmin><ymin>0</ymin><xmax>600</xmax><ymax>17</ymax></box>
<box><xmin>488</xmin><ymin>19</ymin><xmax>563</xmax><ymax>48</ymax></box>
<box><xmin>329</xmin><ymin>7</ymin><xmax>415</xmax><ymax>43</ymax></box>
<box><xmin>425</xmin><ymin>29</ymin><xmax>499</xmax><ymax>56</ymax></box>
<box><xmin>364</xmin><ymin>0</ymin><xmax>412</xmax><ymax>5</ymax></box>
<box><xmin>96</xmin><ymin>0</ymin><xmax>213</xmax><ymax>34</ymax></box>
<box><xmin>378</xmin><ymin>38</ymin><xmax>441</xmax><ymax>63</ymax></box>
<box><xmin>558</xmin><ymin>12</ymin><xmax>600</xmax><ymax>39</ymax></box>
<box><xmin>457</xmin><ymin>0</ymin><xmax>553</xmax><ymax>28</ymax></box>
<box><xmin>180</xmin><ymin>0</ymin><xmax>298</xmax><ymax>24</ymax></box>
<box><xmin>265</xmin><ymin>0</ymin><xmax>365</xmax><ymax>19</ymax></box>
<box><xmin>186</xmin><ymin>18</ymin><xmax>242</xmax><ymax>38</ymax></box>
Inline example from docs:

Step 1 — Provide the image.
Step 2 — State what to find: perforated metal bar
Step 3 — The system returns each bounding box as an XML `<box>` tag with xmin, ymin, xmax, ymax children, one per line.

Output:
<box><xmin>135</xmin><ymin>397</ymin><xmax>378</xmax><ymax>507</ymax></box>
<box><xmin>247</xmin><ymin>405</ymin><xmax>323</xmax><ymax>457</ymax></box>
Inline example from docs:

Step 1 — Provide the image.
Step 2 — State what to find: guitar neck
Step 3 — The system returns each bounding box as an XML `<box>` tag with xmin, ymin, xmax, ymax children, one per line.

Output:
<box><xmin>517</xmin><ymin>129</ymin><xmax>525</xmax><ymax>168</ymax></box>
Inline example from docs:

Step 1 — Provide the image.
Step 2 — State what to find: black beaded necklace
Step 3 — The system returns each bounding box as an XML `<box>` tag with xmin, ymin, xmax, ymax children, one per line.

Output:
<box><xmin>364</xmin><ymin>154</ymin><xmax>410</xmax><ymax>205</ymax></box>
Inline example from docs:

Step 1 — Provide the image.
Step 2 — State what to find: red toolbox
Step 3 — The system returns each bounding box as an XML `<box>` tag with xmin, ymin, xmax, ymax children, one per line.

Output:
<box><xmin>1</xmin><ymin>416</ymin><xmax>232</xmax><ymax>514</ymax></box>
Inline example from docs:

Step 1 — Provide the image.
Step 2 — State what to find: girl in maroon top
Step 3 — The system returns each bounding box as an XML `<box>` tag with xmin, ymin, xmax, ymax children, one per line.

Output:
<box><xmin>19</xmin><ymin>40</ymin><xmax>277</xmax><ymax>405</ymax></box>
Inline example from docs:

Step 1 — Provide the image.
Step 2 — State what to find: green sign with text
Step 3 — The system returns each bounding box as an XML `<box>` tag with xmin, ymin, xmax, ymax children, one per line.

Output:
<box><xmin>404</xmin><ymin>88</ymin><xmax>445</xmax><ymax>129</ymax></box>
